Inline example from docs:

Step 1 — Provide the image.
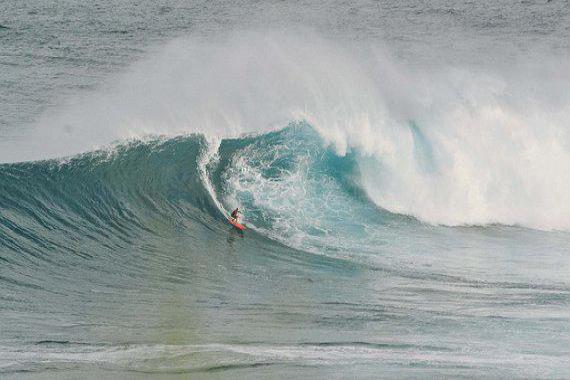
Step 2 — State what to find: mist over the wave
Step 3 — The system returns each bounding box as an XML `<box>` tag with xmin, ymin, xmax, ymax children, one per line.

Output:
<box><xmin>9</xmin><ymin>30</ymin><xmax>570</xmax><ymax>230</ymax></box>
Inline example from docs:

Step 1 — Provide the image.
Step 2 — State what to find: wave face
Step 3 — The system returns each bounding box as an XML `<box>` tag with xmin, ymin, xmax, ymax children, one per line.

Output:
<box><xmin>2</xmin><ymin>124</ymin><xmax>570</xmax><ymax>284</ymax></box>
<box><xmin>0</xmin><ymin>137</ymin><xmax>217</xmax><ymax>260</ymax></box>
<box><xmin>0</xmin><ymin>125</ymin><xmax>406</xmax><ymax>268</ymax></box>
<box><xmin>1</xmin><ymin>126</ymin><xmax>570</xmax><ymax>377</ymax></box>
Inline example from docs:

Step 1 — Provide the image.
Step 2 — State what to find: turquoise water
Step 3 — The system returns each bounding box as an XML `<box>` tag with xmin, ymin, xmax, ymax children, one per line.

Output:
<box><xmin>1</xmin><ymin>1</ymin><xmax>570</xmax><ymax>378</ymax></box>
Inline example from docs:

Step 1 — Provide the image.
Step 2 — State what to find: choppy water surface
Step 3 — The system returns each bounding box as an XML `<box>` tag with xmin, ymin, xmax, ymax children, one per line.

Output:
<box><xmin>1</xmin><ymin>1</ymin><xmax>569</xmax><ymax>378</ymax></box>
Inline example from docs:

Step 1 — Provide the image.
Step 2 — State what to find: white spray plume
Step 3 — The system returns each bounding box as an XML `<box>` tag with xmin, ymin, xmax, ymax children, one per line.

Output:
<box><xmin>12</xmin><ymin>30</ymin><xmax>570</xmax><ymax>230</ymax></box>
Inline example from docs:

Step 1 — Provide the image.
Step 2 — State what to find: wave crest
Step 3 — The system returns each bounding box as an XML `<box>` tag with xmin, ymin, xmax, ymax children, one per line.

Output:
<box><xmin>8</xmin><ymin>31</ymin><xmax>570</xmax><ymax>230</ymax></box>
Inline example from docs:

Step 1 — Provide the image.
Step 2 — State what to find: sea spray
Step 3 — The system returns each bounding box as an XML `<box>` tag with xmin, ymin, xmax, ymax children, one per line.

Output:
<box><xmin>9</xmin><ymin>31</ymin><xmax>570</xmax><ymax>230</ymax></box>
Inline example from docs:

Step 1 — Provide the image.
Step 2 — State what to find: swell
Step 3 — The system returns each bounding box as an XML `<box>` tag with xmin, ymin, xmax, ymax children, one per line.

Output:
<box><xmin>0</xmin><ymin>126</ymin><xmax>389</xmax><ymax>264</ymax></box>
<box><xmin>1</xmin><ymin>125</ymin><xmax>568</xmax><ymax>290</ymax></box>
<box><xmin>0</xmin><ymin>136</ymin><xmax>222</xmax><ymax>264</ymax></box>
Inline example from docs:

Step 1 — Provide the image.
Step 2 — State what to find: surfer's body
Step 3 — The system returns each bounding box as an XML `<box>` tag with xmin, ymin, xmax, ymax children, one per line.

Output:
<box><xmin>228</xmin><ymin>208</ymin><xmax>246</xmax><ymax>230</ymax></box>
<box><xmin>230</xmin><ymin>208</ymin><xmax>241</xmax><ymax>222</ymax></box>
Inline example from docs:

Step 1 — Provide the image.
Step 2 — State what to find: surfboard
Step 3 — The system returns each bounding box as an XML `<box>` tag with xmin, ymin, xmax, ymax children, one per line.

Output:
<box><xmin>228</xmin><ymin>218</ymin><xmax>246</xmax><ymax>231</ymax></box>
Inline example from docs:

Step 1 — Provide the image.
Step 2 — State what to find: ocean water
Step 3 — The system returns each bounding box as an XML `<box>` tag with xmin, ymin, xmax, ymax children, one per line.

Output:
<box><xmin>1</xmin><ymin>1</ymin><xmax>570</xmax><ymax>378</ymax></box>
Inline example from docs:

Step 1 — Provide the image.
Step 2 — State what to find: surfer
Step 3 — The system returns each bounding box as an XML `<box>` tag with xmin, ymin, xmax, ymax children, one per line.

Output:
<box><xmin>228</xmin><ymin>208</ymin><xmax>246</xmax><ymax>231</ymax></box>
<box><xmin>230</xmin><ymin>208</ymin><xmax>241</xmax><ymax>223</ymax></box>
